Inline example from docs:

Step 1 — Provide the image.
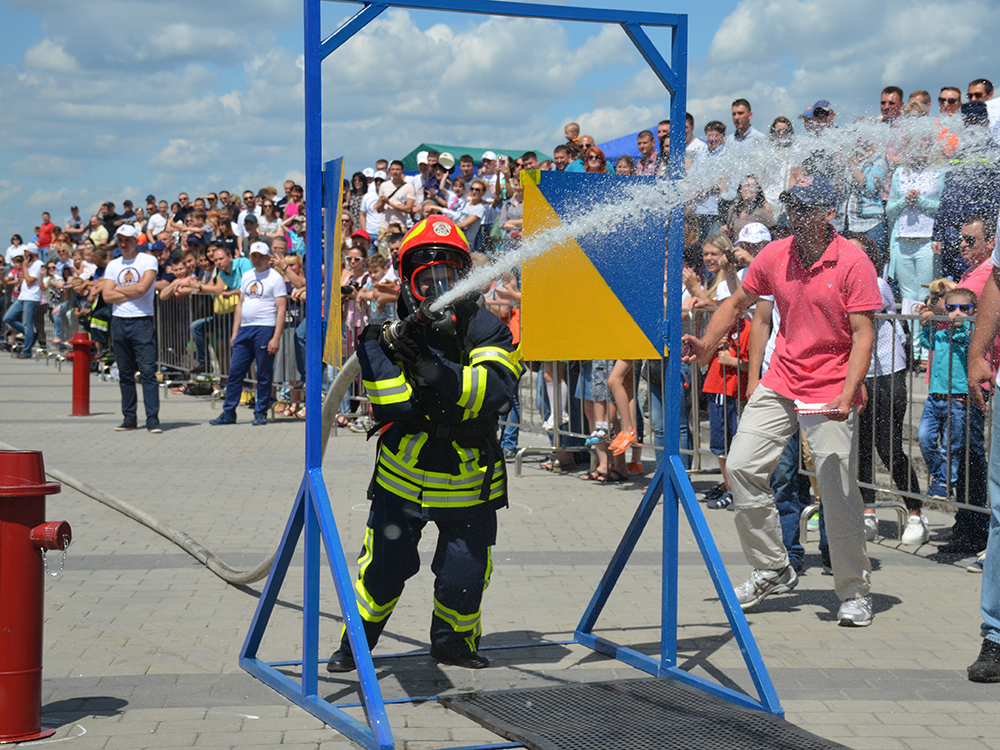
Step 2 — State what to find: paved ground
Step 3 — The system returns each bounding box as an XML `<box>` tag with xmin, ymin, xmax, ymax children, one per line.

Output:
<box><xmin>2</xmin><ymin>353</ymin><xmax>999</xmax><ymax>750</ymax></box>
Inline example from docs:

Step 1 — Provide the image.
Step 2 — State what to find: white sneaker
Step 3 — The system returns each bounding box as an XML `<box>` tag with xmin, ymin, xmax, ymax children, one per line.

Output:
<box><xmin>900</xmin><ymin>514</ymin><xmax>929</xmax><ymax>546</ymax></box>
<box><xmin>734</xmin><ymin>566</ymin><xmax>798</xmax><ymax>610</ymax></box>
<box><xmin>541</xmin><ymin>415</ymin><xmax>554</xmax><ymax>430</ymax></box>
<box><xmin>837</xmin><ymin>595</ymin><xmax>873</xmax><ymax>627</ymax></box>
<box><xmin>864</xmin><ymin>514</ymin><xmax>878</xmax><ymax>542</ymax></box>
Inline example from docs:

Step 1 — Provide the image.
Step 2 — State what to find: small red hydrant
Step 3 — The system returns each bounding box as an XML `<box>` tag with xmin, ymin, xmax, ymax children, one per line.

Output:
<box><xmin>65</xmin><ymin>332</ymin><xmax>96</xmax><ymax>417</ymax></box>
<box><xmin>0</xmin><ymin>450</ymin><xmax>70</xmax><ymax>743</ymax></box>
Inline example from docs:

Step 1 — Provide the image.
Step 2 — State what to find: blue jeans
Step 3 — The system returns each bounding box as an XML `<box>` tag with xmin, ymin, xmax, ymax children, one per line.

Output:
<box><xmin>223</xmin><ymin>326</ymin><xmax>275</xmax><ymax>417</ymax></box>
<box><xmin>190</xmin><ymin>315</ymin><xmax>213</xmax><ymax>366</ymax></box>
<box><xmin>111</xmin><ymin>316</ymin><xmax>159</xmax><ymax>426</ymax></box>
<box><xmin>51</xmin><ymin>301</ymin><xmax>70</xmax><ymax>341</ymax></box>
<box><xmin>500</xmin><ymin>391</ymin><xmax>520</xmax><ymax>453</ymax></box>
<box><xmin>979</xmin><ymin>404</ymin><xmax>1000</xmax><ymax>643</ymax></box>
<box><xmin>919</xmin><ymin>396</ymin><xmax>962</xmax><ymax>489</ymax></box>
<box><xmin>4</xmin><ymin>298</ymin><xmax>38</xmax><ymax>353</ymax></box>
<box><xmin>648</xmin><ymin>361</ymin><xmax>691</xmax><ymax>470</ymax></box>
<box><xmin>770</xmin><ymin>432</ymin><xmax>811</xmax><ymax>571</ymax></box>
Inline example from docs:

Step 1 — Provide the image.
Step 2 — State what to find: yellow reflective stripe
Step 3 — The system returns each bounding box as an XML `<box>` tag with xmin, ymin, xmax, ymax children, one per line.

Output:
<box><xmin>380</xmin><ymin>448</ymin><xmax>486</xmax><ymax>489</ymax></box>
<box><xmin>457</xmin><ymin>367</ymin><xmax>482</xmax><ymax>409</ymax></box>
<box><xmin>375</xmin><ymin>471</ymin><xmax>422</xmax><ymax>502</ymax></box>
<box><xmin>484</xmin><ymin>548</ymin><xmax>493</xmax><ymax>591</ymax></box>
<box><xmin>363</xmin><ymin>374</ymin><xmax>412</xmax><ymax>405</ymax></box>
<box><xmin>398</xmin><ymin>432</ymin><xmax>427</xmax><ymax>465</ymax></box>
<box><xmin>469</xmin><ymin>346</ymin><xmax>520</xmax><ymax>377</ymax></box>
<box><xmin>355</xmin><ymin>528</ymin><xmax>400</xmax><ymax>622</ymax></box>
<box><xmin>434</xmin><ymin>598</ymin><xmax>481</xmax><ymax>632</ymax></box>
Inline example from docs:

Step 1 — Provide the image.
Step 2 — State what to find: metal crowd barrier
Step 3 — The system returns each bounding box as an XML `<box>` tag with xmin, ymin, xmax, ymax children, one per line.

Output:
<box><xmin>684</xmin><ymin>305</ymin><xmax>994</xmax><ymax>519</ymax></box>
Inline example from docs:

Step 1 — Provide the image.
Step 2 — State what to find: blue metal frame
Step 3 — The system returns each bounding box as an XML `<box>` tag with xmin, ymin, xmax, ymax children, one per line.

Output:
<box><xmin>240</xmin><ymin>3</ymin><xmax>781</xmax><ymax>749</ymax></box>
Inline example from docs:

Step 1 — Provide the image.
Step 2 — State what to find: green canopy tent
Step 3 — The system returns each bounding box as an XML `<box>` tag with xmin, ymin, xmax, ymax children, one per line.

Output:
<box><xmin>399</xmin><ymin>143</ymin><xmax>553</xmax><ymax>172</ymax></box>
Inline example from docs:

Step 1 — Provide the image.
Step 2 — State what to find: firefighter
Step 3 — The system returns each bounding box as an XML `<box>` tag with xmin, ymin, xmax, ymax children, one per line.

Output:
<box><xmin>327</xmin><ymin>214</ymin><xmax>522</xmax><ymax>672</ymax></box>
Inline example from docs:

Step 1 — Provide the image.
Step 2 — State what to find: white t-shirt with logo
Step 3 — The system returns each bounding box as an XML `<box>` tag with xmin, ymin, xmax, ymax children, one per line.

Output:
<box><xmin>19</xmin><ymin>259</ymin><xmax>43</xmax><ymax>302</ymax></box>
<box><xmin>105</xmin><ymin>252</ymin><xmax>158</xmax><ymax>317</ymax></box>
<box><xmin>145</xmin><ymin>213</ymin><xmax>168</xmax><ymax>241</ymax></box>
<box><xmin>239</xmin><ymin>268</ymin><xmax>287</xmax><ymax>327</ymax></box>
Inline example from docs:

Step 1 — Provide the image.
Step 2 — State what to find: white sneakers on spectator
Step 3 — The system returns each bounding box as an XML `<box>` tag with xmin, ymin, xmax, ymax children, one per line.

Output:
<box><xmin>864</xmin><ymin>513</ymin><xmax>878</xmax><ymax>542</ymax></box>
<box><xmin>837</xmin><ymin>595</ymin><xmax>873</xmax><ymax>627</ymax></box>
<box><xmin>734</xmin><ymin>566</ymin><xmax>798</xmax><ymax>610</ymax></box>
<box><xmin>541</xmin><ymin>413</ymin><xmax>569</xmax><ymax>431</ymax></box>
<box><xmin>901</xmin><ymin>514</ymin><xmax>930</xmax><ymax>546</ymax></box>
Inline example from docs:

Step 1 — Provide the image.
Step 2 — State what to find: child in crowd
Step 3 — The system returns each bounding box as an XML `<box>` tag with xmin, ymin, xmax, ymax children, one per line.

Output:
<box><xmin>918</xmin><ymin>287</ymin><xmax>978</xmax><ymax>499</ymax></box>
<box><xmin>358</xmin><ymin>253</ymin><xmax>397</xmax><ymax>325</ymax></box>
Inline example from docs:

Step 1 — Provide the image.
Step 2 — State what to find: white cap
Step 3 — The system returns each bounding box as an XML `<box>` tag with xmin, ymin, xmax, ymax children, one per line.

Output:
<box><xmin>249</xmin><ymin>241</ymin><xmax>270</xmax><ymax>256</ymax></box>
<box><xmin>374</xmin><ymin>169</ymin><xmax>388</xmax><ymax>180</ymax></box>
<box><xmin>363</xmin><ymin>167</ymin><xmax>375</xmax><ymax>178</ymax></box>
<box><xmin>737</xmin><ymin>222</ymin><xmax>771</xmax><ymax>245</ymax></box>
<box><xmin>115</xmin><ymin>225</ymin><xmax>137</xmax><ymax>238</ymax></box>
<box><xmin>481</xmin><ymin>150</ymin><xmax>498</xmax><ymax>162</ymax></box>
<box><xmin>438</xmin><ymin>151</ymin><xmax>455</xmax><ymax>169</ymax></box>
<box><xmin>417</xmin><ymin>150</ymin><xmax>429</xmax><ymax>165</ymax></box>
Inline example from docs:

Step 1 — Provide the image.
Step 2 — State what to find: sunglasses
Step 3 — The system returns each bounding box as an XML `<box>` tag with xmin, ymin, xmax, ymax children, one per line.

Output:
<box><xmin>945</xmin><ymin>303</ymin><xmax>976</xmax><ymax>313</ymax></box>
<box><xmin>961</xmin><ymin>235</ymin><xmax>980</xmax><ymax>245</ymax></box>
<box><xmin>969</xmin><ymin>92</ymin><xmax>987</xmax><ymax>100</ymax></box>
<box><xmin>470</xmin><ymin>187</ymin><xmax>483</xmax><ymax>193</ymax></box>
<box><xmin>939</xmin><ymin>97</ymin><xmax>959</xmax><ymax>104</ymax></box>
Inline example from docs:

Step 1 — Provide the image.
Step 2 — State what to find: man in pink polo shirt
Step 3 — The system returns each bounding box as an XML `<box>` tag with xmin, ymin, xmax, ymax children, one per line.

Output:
<box><xmin>684</xmin><ymin>175</ymin><xmax>881</xmax><ymax>627</ymax></box>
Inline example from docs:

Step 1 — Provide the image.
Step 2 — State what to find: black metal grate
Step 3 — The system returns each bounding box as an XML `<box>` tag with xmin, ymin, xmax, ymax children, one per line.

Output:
<box><xmin>440</xmin><ymin>677</ymin><xmax>850</xmax><ymax>750</ymax></box>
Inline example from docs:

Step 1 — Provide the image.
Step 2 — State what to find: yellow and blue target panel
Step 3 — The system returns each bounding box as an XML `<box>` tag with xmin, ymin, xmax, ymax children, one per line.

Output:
<box><xmin>520</xmin><ymin>170</ymin><xmax>666</xmax><ymax>361</ymax></box>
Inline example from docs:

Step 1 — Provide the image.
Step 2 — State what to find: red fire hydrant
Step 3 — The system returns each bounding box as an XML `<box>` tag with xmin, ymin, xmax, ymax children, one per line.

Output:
<box><xmin>65</xmin><ymin>332</ymin><xmax>96</xmax><ymax>417</ymax></box>
<box><xmin>0</xmin><ymin>450</ymin><xmax>70</xmax><ymax>744</ymax></box>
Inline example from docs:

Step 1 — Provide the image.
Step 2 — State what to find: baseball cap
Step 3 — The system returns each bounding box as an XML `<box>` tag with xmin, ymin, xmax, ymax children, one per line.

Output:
<box><xmin>362</xmin><ymin>167</ymin><xmax>375</xmax><ymax>178</ymax></box>
<box><xmin>123</xmin><ymin>199</ymin><xmax>133</xmax><ymax>207</ymax></box>
<box><xmin>352</xmin><ymin>229</ymin><xmax>371</xmax><ymax>241</ymax></box>
<box><xmin>145</xmin><ymin>194</ymin><xmax>156</xmax><ymax>203</ymax></box>
<box><xmin>115</xmin><ymin>225</ymin><xmax>138</xmax><ymax>238</ymax></box>
<box><xmin>803</xmin><ymin>100</ymin><xmax>832</xmax><ymax>119</ymax></box>
<box><xmin>737</xmin><ymin>222</ymin><xmax>772</xmax><ymax>245</ymax></box>
<box><xmin>249</xmin><ymin>241</ymin><xmax>270</xmax><ymax>256</ymax></box>
<box><xmin>779</xmin><ymin>175</ymin><xmax>838</xmax><ymax>209</ymax></box>
<box><xmin>150</xmin><ymin>241</ymin><xmax>167</xmax><ymax>251</ymax></box>
<box><xmin>70</xmin><ymin>205</ymin><xmax>79</xmax><ymax>210</ymax></box>
<box><xmin>373</xmin><ymin>170</ymin><xmax>387</xmax><ymax>180</ymax></box>
<box><xmin>438</xmin><ymin>152</ymin><xmax>456</xmax><ymax>169</ymax></box>
<box><xmin>22</xmin><ymin>242</ymin><xmax>38</xmax><ymax>255</ymax></box>
<box><xmin>243</xmin><ymin>213</ymin><xmax>259</xmax><ymax>224</ymax></box>
<box><xmin>481</xmin><ymin>151</ymin><xmax>498</xmax><ymax>162</ymax></box>
<box><xmin>417</xmin><ymin>151</ymin><xmax>429</xmax><ymax>165</ymax></box>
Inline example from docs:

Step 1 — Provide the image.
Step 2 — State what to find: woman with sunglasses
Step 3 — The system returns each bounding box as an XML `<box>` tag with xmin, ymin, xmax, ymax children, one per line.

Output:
<box><xmin>348</xmin><ymin>172</ymin><xmax>367</xmax><ymax>227</ymax></box>
<box><xmin>5</xmin><ymin>234</ymin><xmax>23</xmax><ymax>266</ymax></box>
<box><xmin>258</xmin><ymin>199</ymin><xmax>284</xmax><ymax>242</ymax></box>
<box><xmin>584</xmin><ymin>145</ymin><xmax>609</xmax><ymax>174</ymax></box>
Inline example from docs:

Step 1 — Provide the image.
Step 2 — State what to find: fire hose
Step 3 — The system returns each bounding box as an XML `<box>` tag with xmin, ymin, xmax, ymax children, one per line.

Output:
<box><xmin>0</xmin><ymin>352</ymin><xmax>362</xmax><ymax>586</ymax></box>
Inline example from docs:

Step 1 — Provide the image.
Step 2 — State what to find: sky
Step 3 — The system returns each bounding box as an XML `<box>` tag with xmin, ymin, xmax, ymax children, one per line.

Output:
<box><xmin>2</xmin><ymin>0</ymin><xmax>1000</xmax><ymax>241</ymax></box>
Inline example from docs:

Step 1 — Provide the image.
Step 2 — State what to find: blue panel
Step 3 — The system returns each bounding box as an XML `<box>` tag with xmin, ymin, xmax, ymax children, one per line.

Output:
<box><xmin>537</xmin><ymin>172</ymin><xmax>666</xmax><ymax>351</ymax></box>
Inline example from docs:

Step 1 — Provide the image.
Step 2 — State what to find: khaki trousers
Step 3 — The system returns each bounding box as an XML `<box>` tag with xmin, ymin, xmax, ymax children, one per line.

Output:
<box><xmin>726</xmin><ymin>386</ymin><xmax>871</xmax><ymax>601</ymax></box>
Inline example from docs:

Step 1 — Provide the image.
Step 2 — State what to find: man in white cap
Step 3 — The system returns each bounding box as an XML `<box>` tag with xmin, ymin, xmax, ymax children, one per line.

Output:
<box><xmin>210</xmin><ymin>241</ymin><xmax>287</xmax><ymax>426</ymax></box>
<box><xmin>362</xmin><ymin>167</ymin><xmax>376</xmax><ymax>192</ymax></box>
<box><xmin>407</xmin><ymin>150</ymin><xmax>431</xmax><ymax>197</ymax></box>
<box><xmin>101</xmin><ymin>225</ymin><xmax>161</xmax><ymax>432</ymax></box>
<box><xmin>733</xmin><ymin>222</ymin><xmax>772</xmax><ymax>267</ymax></box>
<box><xmin>3</xmin><ymin>242</ymin><xmax>42</xmax><ymax>358</ymax></box>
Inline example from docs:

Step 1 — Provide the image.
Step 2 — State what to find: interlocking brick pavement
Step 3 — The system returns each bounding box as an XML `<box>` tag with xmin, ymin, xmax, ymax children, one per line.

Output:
<box><xmin>1</xmin><ymin>353</ymin><xmax>998</xmax><ymax>749</ymax></box>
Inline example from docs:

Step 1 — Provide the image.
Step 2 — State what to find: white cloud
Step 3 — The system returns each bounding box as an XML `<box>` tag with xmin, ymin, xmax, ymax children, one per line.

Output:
<box><xmin>25</xmin><ymin>187</ymin><xmax>68</xmax><ymax>209</ymax></box>
<box><xmin>10</xmin><ymin>154</ymin><xmax>82</xmax><ymax>180</ymax></box>
<box><xmin>23</xmin><ymin>39</ymin><xmax>79</xmax><ymax>74</ymax></box>
<box><xmin>0</xmin><ymin>180</ymin><xmax>23</xmax><ymax>204</ymax></box>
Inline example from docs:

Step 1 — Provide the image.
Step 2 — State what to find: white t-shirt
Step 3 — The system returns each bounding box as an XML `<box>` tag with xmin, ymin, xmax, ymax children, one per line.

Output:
<box><xmin>105</xmin><ymin>252</ymin><xmax>158</xmax><ymax>317</ymax></box>
<box><xmin>19</xmin><ymin>259</ymin><xmax>43</xmax><ymax>302</ymax></box>
<box><xmin>445</xmin><ymin>201</ymin><xmax>485</xmax><ymax>250</ymax></box>
<box><xmin>379</xmin><ymin>180</ymin><xmax>416</xmax><ymax>230</ymax></box>
<box><xmin>686</xmin><ymin>138</ymin><xmax>709</xmax><ymax>164</ymax></box>
<box><xmin>361</xmin><ymin>192</ymin><xmax>380</xmax><ymax>235</ymax></box>
<box><xmin>146</xmin><ymin>213</ymin><xmax>167</xmax><ymax>240</ymax></box>
<box><xmin>867</xmin><ymin>277</ymin><xmax>906</xmax><ymax>377</ymax></box>
<box><xmin>5</xmin><ymin>245</ymin><xmax>23</xmax><ymax>265</ymax></box>
<box><xmin>239</xmin><ymin>268</ymin><xmax>287</xmax><ymax>327</ymax></box>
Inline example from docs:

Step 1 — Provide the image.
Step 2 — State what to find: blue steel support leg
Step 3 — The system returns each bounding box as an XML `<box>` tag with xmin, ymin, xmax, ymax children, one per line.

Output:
<box><xmin>666</xmin><ymin>455</ymin><xmax>784</xmax><ymax>716</ymax></box>
<box><xmin>311</xmin><ymin>471</ymin><xmax>393</xmax><ymax>747</ymax></box>
<box><xmin>241</xmin><ymin>479</ymin><xmax>308</xmax><ymax>660</ymax></box>
<box><xmin>575</xmin><ymin>464</ymin><xmax>664</xmax><ymax>636</ymax></box>
<box><xmin>303</xmin><ymin>482</ymin><xmax>320</xmax><ymax>698</ymax></box>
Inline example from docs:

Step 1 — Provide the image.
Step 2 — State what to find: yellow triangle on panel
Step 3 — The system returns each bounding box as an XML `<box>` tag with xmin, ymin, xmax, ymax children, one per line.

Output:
<box><xmin>520</xmin><ymin>178</ymin><xmax>659</xmax><ymax>361</ymax></box>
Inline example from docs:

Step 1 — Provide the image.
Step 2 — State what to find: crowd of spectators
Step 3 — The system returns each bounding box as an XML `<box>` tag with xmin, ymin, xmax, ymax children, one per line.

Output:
<box><xmin>3</xmin><ymin>79</ymin><xmax>1000</xmax><ymax>511</ymax></box>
